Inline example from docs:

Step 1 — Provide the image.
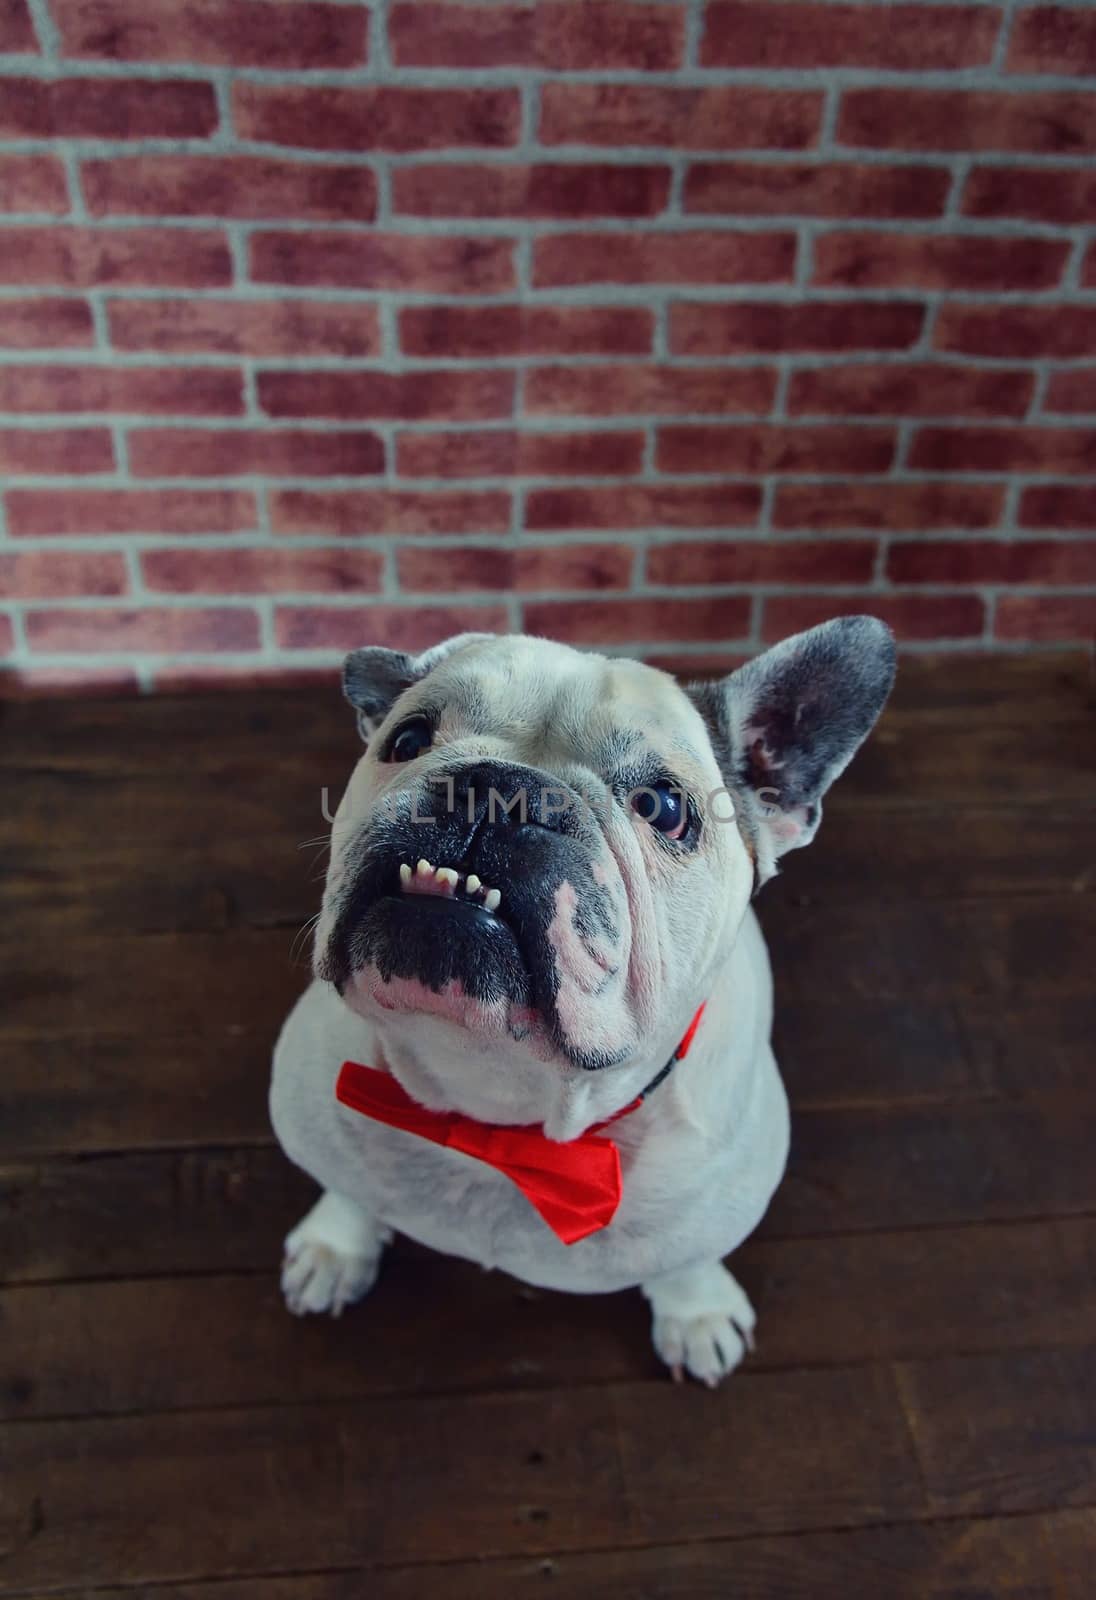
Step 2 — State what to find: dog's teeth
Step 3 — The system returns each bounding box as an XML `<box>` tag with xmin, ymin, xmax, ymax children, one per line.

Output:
<box><xmin>435</xmin><ymin>867</ymin><xmax>459</xmax><ymax>891</ymax></box>
<box><xmin>484</xmin><ymin>888</ymin><xmax>502</xmax><ymax>913</ymax></box>
<box><xmin>465</xmin><ymin>873</ymin><xmax>481</xmax><ymax>896</ymax></box>
<box><xmin>416</xmin><ymin>859</ymin><xmax>433</xmax><ymax>878</ymax></box>
<box><xmin>398</xmin><ymin>863</ymin><xmax>412</xmax><ymax>887</ymax></box>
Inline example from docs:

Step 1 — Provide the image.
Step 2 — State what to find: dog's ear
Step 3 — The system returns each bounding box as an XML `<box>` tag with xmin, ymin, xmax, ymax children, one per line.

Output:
<box><xmin>342</xmin><ymin>632</ymin><xmax>495</xmax><ymax>742</ymax></box>
<box><xmin>688</xmin><ymin>615</ymin><xmax>896</xmax><ymax>876</ymax></box>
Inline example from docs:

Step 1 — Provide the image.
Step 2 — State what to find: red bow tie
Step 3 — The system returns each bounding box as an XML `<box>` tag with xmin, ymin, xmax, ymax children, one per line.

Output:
<box><xmin>335</xmin><ymin>1004</ymin><xmax>706</xmax><ymax>1247</ymax></box>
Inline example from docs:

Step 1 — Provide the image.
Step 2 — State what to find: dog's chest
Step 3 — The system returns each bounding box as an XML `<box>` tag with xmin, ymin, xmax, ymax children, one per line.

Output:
<box><xmin>275</xmin><ymin>1053</ymin><xmax>786</xmax><ymax>1295</ymax></box>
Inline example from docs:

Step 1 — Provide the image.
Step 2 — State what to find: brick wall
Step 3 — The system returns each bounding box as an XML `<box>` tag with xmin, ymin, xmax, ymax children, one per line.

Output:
<box><xmin>1</xmin><ymin>0</ymin><xmax>1094</xmax><ymax>694</ymax></box>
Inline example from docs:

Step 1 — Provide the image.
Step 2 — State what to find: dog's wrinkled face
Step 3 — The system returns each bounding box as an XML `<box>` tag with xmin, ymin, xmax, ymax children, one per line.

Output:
<box><xmin>315</xmin><ymin>620</ymin><xmax>896</xmax><ymax>1076</ymax></box>
<box><xmin>317</xmin><ymin>634</ymin><xmax>741</xmax><ymax>1071</ymax></box>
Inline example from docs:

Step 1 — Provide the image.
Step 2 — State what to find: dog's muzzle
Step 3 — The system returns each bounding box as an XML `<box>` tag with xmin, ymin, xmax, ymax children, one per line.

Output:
<box><xmin>320</xmin><ymin>761</ymin><xmax>625</xmax><ymax>1059</ymax></box>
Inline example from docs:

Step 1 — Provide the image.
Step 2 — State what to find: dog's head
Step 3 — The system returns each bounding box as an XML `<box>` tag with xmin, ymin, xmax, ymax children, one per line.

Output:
<box><xmin>316</xmin><ymin>620</ymin><xmax>895</xmax><ymax>1079</ymax></box>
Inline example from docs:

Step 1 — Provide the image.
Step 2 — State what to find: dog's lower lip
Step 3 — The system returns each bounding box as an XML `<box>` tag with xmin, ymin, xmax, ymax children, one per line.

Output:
<box><xmin>377</xmin><ymin>892</ymin><xmax>501</xmax><ymax>929</ymax></box>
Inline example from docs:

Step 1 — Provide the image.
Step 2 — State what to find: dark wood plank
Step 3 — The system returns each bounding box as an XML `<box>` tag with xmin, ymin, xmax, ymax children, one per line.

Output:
<box><xmin>2</xmin><ymin>895</ymin><xmax>1089</xmax><ymax>1046</ymax></box>
<box><xmin>5</xmin><ymin>1344</ymin><xmax>1095</xmax><ymax>1591</ymax></box>
<box><xmin>765</xmin><ymin>894</ymin><xmax>1096</xmax><ymax>1005</ymax></box>
<box><xmin>770</xmin><ymin>1095</ymin><xmax>1096</xmax><ymax>1239</ymax></box>
<box><xmin>0</xmin><ymin>929</ymin><xmax>310</xmax><ymax>1039</ymax></box>
<box><xmin>900</xmin><ymin>1348</ymin><xmax>1096</xmax><ymax>1517</ymax></box>
<box><xmin>7</xmin><ymin>801</ymin><xmax>1091</xmax><ymax>947</ymax></box>
<box><xmin>0</xmin><ymin>1147</ymin><xmax>312</xmax><ymax>1285</ymax></box>
<box><xmin>776</xmin><ymin>804</ymin><xmax>1096</xmax><ymax>903</ymax></box>
<box><xmin>5</xmin><ymin>1217</ymin><xmax>1096</xmax><ymax>1423</ymax></box>
<box><xmin>0</xmin><ymin>691</ymin><xmax>356</xmax><ymax>777</ymax></box>
<box><xmin>0</xmin><ymin>1367</ymin><xmax>923</xmax><ymax>1589</ymax></box>
<box><xmin>880</xmin><ymin>651</ymin><xmax>1092</xmax><ymax>722</ymax></box>
<box><xmin>12</xmin><ymin>1509</ymin><xmax>1095</xmax><ymax>1600</ymax></box>
<box><xmin>0</xmin><ymin>1033</ymin><xmax>274</xmax><ymax>1159</ymax></box>
<box><xmin>6</xmin><ymin>1097</ymin><xmax>1096</xmax><ymax>1286</ymax></box>
<box><xmin>0</xmin><ymin>993</ymin><xmax>982</xmax><ymax>1162</ymax></box>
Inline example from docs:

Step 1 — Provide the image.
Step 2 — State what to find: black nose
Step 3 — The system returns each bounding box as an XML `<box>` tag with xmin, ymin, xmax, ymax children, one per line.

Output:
<box><xmin>447</xmin><ymin>761</ymin><xmax>580</xmax><ymax>836</ymax></box>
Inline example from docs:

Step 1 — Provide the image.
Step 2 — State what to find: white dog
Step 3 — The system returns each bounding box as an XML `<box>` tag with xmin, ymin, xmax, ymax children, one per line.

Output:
<box><xmin>270</xmin><ymin>618</ymin><xmax>895</xmax><ymax>1385</ymax></box>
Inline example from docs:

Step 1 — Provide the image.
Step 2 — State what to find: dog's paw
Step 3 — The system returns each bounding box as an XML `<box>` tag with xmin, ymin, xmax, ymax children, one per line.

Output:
<box><xmin>281</xmin><ymin>1236</ymin><xmax>379</xmax><ymax>1317</ymax></box>
<box><xmin>643</xmin><ymin>1262</ymin><xmax>757</xmax><ymax>1388</ymax></box>
<box><xmin>280</xmin><ymin>1192</ymin><xmax>388</xmax><ymax>1318</ymax></box>
<box><xmin>652</xmin><ymin>1309</ymin><xmax>752</xmax><ymax>1387</ymax></box>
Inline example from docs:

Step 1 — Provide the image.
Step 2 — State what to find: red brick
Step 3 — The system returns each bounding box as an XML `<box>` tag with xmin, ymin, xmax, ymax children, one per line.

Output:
<box><xmin>540</xmin><ymin>85</ymin><xmax>821</xmax><ymax>150</ymax></box>
<box><xmin>647</xmin><ymin>539</ymin><xmax>875</xmax><ymax>586</ymax></box>
<box><xmin>888</xmin><ymin>538</ymin><xmax>1096</xmax><ymax>585</ymax></box>
<box><xmin>642</xmin><ymin>649</ymin><xmax>749</xmax><ymax>678</ymax></box>
<box><xmin>25</xmin><ymin>605</ymin><xmax>261</xmax><ymax>654</ymax></box>
<box><xmin>151</xmin><ymin>664</ymin><xmax>330</xmax><ymax>693</ymax></box>
<box><xmin>84</xmin><ymin>156</ymin><xmax>375</xmax><ymax>223</ymax></box>
<box><xmin>397</xmin><ymin>544</ymin><xmax>633</xmax><ymax>593</ymax></box>
<box><xmin>250</xmin><ymin>231</ymin><xmax>515</xmax><ymax>294</ymax></box>
<box><xmin>910</xmin><ymin>427</ymin><xmax>1096</xmax><ymax>475</ymax></box>
<box><xmin>788</xmin><ymin>363</ymin><xmax>1033</xmax><ymax>420</ymax></box>
<box><xmin>0</xmin><ymin>613</ymin><xmax>11</xmax><ymax>655</ymax></box>
<box><xmin>774</xmin><ymin>481</ymin><xmax>1005</xmax><ymax>532</ymax></box>
<box><xmin>1007</xmin><ymin>7</ymin><xmax>1096</xmax><ymax>76</ymax></box>
<box><xmin>258</xmin><ymin>369</ymin><xmax>514</xmax><ymax>422</ymax></box>
<box><xmin>526</xmin><ymin>483</ymin><xmax>762</xmax><ymax>531</ymax></box>
<box><xmin>996</xmin><ymin>595</ymin><xmax>1096</xmax><ymax>641</ymax></box>
<box><xmin>684</xmin><ymin>161</ymin><xmax>948</xmax><ymax>218</ymax></box>
<box><xmin>839</xmin><ymin>89</ymin><xmax>1096</xmax><ymax>153</ymax></box>
<box><xmin>392</xmin><ymin>163</ymin><xmax>671</xmax><ymax>220</ymax></box>
<box><xmin>388</xmin><ymin>3</ymin><xmax>683</xmax><ymax>69</ymax></box>
<box><xmin>702</xmin><ymin>2</ymin><xmax>1000</xmax><ymax>68</ymax></box>
<box><xmin>0</xmin><ymin>226</ymin><xmax>232</xmax><ymax>288</ymax></box>
<box><xmin>534</xmin><ymin>230</ymin><xmax>795</xmax><ymax>287</ymax></box>
<box><xmin>235</xmin><ymin>84</ymin><xmax>519</xmax><ymax>153</ymax></box>
<box><xmin>396</xmin><ymin>430</ymin><xmax>645</xmax><ymax>480</ymax></box>
<box><xmin>142</xmin><ymin>547</ymin><xmax>384</xmax><ymax>596</ymax></box>
<box><xmin>0</xmin><ymin>665</ymin><xmax>139</xmax><ymax>698</ymax></box>
<box><xmin>0</xmin><ymin>76</ymin><xmax>217</xmax><ymax>138</ymax></box>
<box><xmin>1045</xmin><ymin>369</ymin><xmax>1096</xmax><ymax>413</ymax></box>
<box><xmin>0</xmin><ymin>550</ymin><xmax>128</xmax><ymax>599</ymax></box>
<box><xmin>935</xmin><ymin>305</ymin><xmax>1096</xmax><ymax>359</ymax></box>
<box><xmin>270</xmin><ymin>489</ymin><xmax>512</xmax><ymax>537</ymax></box>
<box><xmin>526</xmin><ymin>365</ymin><xmax>775</xmax><ymax>418</ymax></box>
<box><xmin>0</xmin><ymin>155</ymin><xmax>68</xmax><ymax>213</ymax></box>
<box><xmin>108</xmin><ymin>298</ymin><xmax>380</xmax><ymax>358</ymax></box>
<box><xmin>54</xmin><ymin>0</ymin><xmax>366</xmax><ymax>68</ymax></box>
<box><xmin>963</xmin><ymin>166</ymin><xmax>1096</xmax><ymax>224</ymax></box>
<box><xmin>670</xmin><ymin>301</ymin><xmax>924</xmax><ymax>356</ymax></box>
<box><xmin>523</xmin><ymin>595</ymin><xmax>752</xmax><ymax>645</ymax></box>
<box><xmin>762</xmin><ymin>594</ymin><xmax>986</xmax><ymax>643</ymax></box>
<box><xmin>0</xmin><ymin>429</ymin><xmax>113</xmax><ymax>477</ymax></box>
<box><xmin>0</xmin><ymin>298</ymin><xmax>94</xmax><ymax>349</ymax></box>
<box><xmin>1086</xmin><ymin>244</ymin><xmax>1096</xmax><ymax>287</ymax></box>
<box><xmin>813</xmin><ymin>232</ymin><xmax>1068</xmax><ymax>291</ymax></box>
<box><xmin>276</xmin><ymin>603</ymin><xmax>509</xmax><ymax>652</ymax></box>
<box><xmin>0</xmin><ymin>364</ymin><xmax>242</xmax><ymax>416</ymax></box>
<box><xmin>1</xmin><ymin>0</ymin><xmax>36</xmax><ymax>52</ymax></box>
<box><xmin>399</xmin><ymin>305</ymin><xmax>652</xmax><ymax>359</ymax></box>
<box><xmin>5</xmin><ymin>488</ymin><xmax>256</xmax><ymax>536</ymax></box>
<box><xmin>657</xmin><ymin>424</ymin><xmax>896</xmax><ymax>476</ymax></box>
<box><xmin>1020</xmin><ymin>484</ymin><xmax>1096</xmax><ymax>529</ymax></box>
<box><xmin>128</xmin><ymin>428</ymin><xmax>385</xmax><ymax>479</ymax></box>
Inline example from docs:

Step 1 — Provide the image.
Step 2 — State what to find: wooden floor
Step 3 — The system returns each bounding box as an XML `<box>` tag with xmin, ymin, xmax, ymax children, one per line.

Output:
<box><xmin>1</xmin><ymin>654</ymin><xmax>1095</xmax><ymax>1598</ymax></box>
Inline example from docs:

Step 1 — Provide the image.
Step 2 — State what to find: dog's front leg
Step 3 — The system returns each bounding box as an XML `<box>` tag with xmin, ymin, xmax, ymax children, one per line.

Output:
<box><xmin>281</xmin><ymin>1190</ymin><xmax>391</xmax><ymax>1318</ymax></box>
<box><xmin>641</xmin><ymin>1260</ymin><xmax>757</xmax><ymax>1387</ymax></box>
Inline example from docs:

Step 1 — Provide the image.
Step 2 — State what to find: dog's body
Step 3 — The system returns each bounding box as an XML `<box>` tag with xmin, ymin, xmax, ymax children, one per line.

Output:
<box><xmin>271</xmin><ymin>622</ymin><xmax>894</xmax><ymax>1383</ymax></box>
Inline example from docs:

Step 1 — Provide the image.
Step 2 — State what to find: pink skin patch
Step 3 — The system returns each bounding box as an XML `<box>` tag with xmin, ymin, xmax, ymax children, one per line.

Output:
<box><xmin>546</xmin><ymin>878</ymin><xmax>635</xmax><ymax>1060</ymax></box>
<box><xmin>349</xmin><ymin>967</ymin><xmax>552</xmax><ymax>1055</ymax></box>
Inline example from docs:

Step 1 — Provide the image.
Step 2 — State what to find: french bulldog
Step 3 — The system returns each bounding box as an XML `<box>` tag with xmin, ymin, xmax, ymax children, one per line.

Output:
<box><xmin>270</xmin><ymin>617</ymin><xmax>895</xmax><ymax>1385</ymax></box>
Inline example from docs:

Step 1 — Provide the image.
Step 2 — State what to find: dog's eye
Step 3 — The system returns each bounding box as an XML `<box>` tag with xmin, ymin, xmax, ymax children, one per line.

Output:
<box><xmin>631</xmin><ymin>782</ymin><xmax>687</xmax><ymax>839</ymax></box>
<box><xmin>385</xmin><ymin>717</ymin><xmax>433</xmax><ymax>763</ymax></box>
